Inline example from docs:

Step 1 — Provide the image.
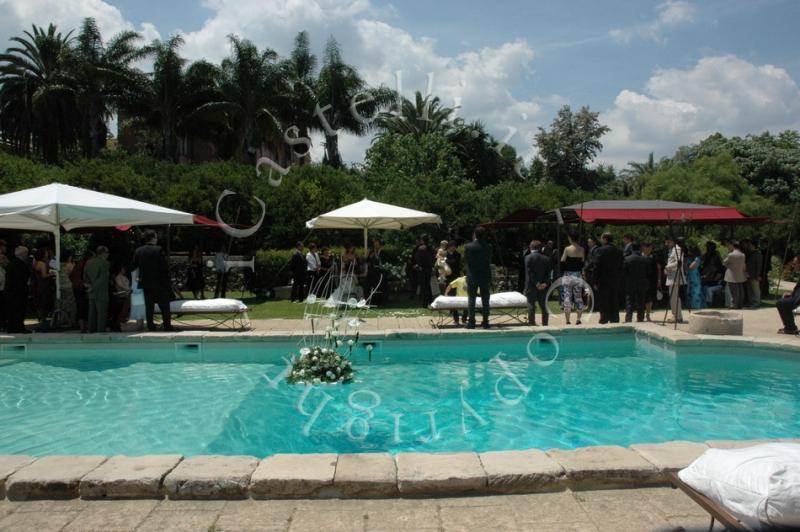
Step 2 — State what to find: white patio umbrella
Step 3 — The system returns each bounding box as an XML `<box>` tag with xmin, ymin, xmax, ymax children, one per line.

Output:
<box><xmin>0</xmin><ymin>183</ymin><xmax>195</xmax><ymax>298</ymax></box>
<box><xmin>305</xmin><ymin>198</ymin><xmax>442</xmax><ymax>256</ymax></box>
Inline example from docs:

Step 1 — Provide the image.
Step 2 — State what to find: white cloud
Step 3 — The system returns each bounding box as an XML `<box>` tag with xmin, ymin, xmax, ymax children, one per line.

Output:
<box><xmin>599</xmin><ymin>55</ymin><xmax>800</xmax><ymax>168</ymax></box>
<box><xmin>0</xmin><ymin>0</ymin><xmax>160</xmax><ymax>48</ymax></box>
<box><xmin>610</xmin><ymin>0</ymin><xmax>695</xmax><ymax>44</ymax></box>
<box><xmin>657</xmin><ymin>0</ymin><xmax>695</xmax><ymax>26</ymax></box>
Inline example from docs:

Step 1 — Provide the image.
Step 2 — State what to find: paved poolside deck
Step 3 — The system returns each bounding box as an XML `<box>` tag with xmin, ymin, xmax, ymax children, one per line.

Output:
<box><xmin>242</xmin><ymin>305</ymin><xmax>799</xmax><ymax>344</ymax></box>
<box><xmin>0</xmin><ymin>487</ymin><xmax>727</xmax><ymax>531</ymax></box>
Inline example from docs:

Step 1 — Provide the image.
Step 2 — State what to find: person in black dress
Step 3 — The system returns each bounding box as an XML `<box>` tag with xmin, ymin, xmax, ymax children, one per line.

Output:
<box><xmin>5</xmin><ymin>246</ymin><xmax>31</xmax><ymax>333</ymax></box>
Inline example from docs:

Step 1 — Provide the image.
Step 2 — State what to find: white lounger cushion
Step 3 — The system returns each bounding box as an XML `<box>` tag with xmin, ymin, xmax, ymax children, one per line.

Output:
<box><xmin>678</xmin><ymin>443</ymin><xmax>800</xmax><ymax>531</ymax></box>
<box><xmin>429</xmin><ymin>291</ymin><xmax>528</xmax><ymax>310</ymax></box>
<box><xmin>156</xmin><ymin>298</ymin><xmax>248</xmax><ymax>314</ymax></box>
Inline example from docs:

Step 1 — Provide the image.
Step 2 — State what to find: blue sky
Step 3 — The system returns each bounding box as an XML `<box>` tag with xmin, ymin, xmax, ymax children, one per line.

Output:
<box><xmin>3</xmin><ymin>0</ymin><xmax>799</xmax><ymax>167</ymax></box>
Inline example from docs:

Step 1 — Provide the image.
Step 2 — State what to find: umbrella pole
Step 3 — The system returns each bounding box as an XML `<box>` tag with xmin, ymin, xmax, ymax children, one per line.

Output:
<box><xmin>363</xmin><ymin>227</ymin><xmax>368</xmax><ymax>272</ymax></box>
<box><xmin>54</xmin><ymin>230</ymin><xmax>61</xmax><ymax>300</ymax></box>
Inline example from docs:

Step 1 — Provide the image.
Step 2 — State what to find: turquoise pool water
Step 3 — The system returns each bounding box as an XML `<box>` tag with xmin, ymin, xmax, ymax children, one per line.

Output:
<box><xmin>0</xmin><ymin>333</ymin><xmax>798</xmax><ymax>456</ymax></box>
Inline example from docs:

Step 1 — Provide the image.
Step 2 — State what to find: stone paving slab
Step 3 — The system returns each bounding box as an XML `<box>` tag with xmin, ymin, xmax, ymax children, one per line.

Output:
<box><xmin>0</xmin><ymin>456</ymin><xmax>35</xmax><ymax>499</ymax></box>
<box><xmin>62</xmin><ymin>500</ymin><xmax>158</xmax><ymax>531</ymax></box>
<box><xmin>5</xmin><ymin>455</ymin><xmax>107</xmax><ymax>500</ymax></box>
<box><xmin>79</xmin><ymin>454</ymin><xmax>183</xmax><ymax>499</ymax></box>
<box><xmin>333</xmin><ymin>453</ymin><xmax>397</xmax><ymax>497</ymax></box>
<box><xmin>251</xmin><ymin>453</ymin><xmax>337</xmax><ymax>498</ymax></box>
<box><xmin>478</xmin><ymin>450</ymin><xmax>565</xmax><ymax>493</ymax></box>
<box><xmin>629</xmin><ymin>441</ymin><xmax>709</xmax><ymax>472</ymax></box>
<box><xmin>163</xmin><ymin>455</ymin><xmax>258</xmax><ymax>500</ymax></box>
<box><xmin>547</xmin><ymin>446</ymin><xmax>661</xmax><ymax>490</ymax></box>
<box><xmin>395</xmin><ymin>452</ymin><xmax>486</xmax><ymax>496</ymax></box>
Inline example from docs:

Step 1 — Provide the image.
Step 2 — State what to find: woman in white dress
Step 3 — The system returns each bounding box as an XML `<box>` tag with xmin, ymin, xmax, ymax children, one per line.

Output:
<box><xmin>664</xmin><ymin>238</ymin><xmax>686</xmax><ymax>323</ymax></box>
<box><xmin>129</xmin><ymin>269</ymin><xmax>146</xmax><ymax>329</ymax></box>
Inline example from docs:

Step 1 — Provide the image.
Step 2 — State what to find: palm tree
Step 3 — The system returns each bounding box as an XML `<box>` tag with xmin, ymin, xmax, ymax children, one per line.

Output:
<box><xmin>210</xmin><ymin>35</ymin><xmax>286</xmax><ymax>163</ymax></box>
<box><xmin>71</xmin><ymin>18</ymin><xmax>152</xmax><ymax>158</ymax></box>
<box><xmin>315</xmin><ymin>37</ymin><xmax>394</xmax><ymax>167</ymax></box>
<box><xmin>375</xmin><ymin>91</ymin><xmax>457</xmax><ymax>137</ymax></box>
<box><xmin>73</xmin><ymin>18</ymin><xmax>153</xmax><ymax>157</ymax></box>
<box><xmin>129</xmin><ymin>35</ymin><xmax>221</xmax><ymax>161</ymax></box>
<box><xmin>280</xmin><ymin>31</ymin><xmax>318</xmax><ymax>165</ymax></box>
<box><xmin>0</xmin><ymin>24</ymin><xmax>79</xmax><ymax>163</ymax></box>
<box><xmin>621</xmin><ymin>152</ymin><xmax>658</xmax><ymax>197</ymax></box>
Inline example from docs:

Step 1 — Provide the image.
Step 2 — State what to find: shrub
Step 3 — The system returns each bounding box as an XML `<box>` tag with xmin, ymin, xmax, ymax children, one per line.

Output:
<box><xmin>252</xmin><ymin>248</ymin><xmax>294</xmax><ymax>295</ymax></box>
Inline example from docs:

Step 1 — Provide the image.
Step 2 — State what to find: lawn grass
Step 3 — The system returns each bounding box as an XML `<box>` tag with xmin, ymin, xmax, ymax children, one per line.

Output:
<box><xmin>174</xmin><ymin>288</ymin><xmax>787</xmax><ymax>321</ymax></box>
<box><xmin>176</xmin><ymin>291</ymin><xmax>433</xmax><ymax>320</ymax></box>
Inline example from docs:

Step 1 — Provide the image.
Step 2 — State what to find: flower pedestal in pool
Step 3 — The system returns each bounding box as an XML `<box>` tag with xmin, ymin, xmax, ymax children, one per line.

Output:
<box><xmin>687</xmin><ymin>310</ymin><xmax>743</xmax><ymax>336</ymax></box>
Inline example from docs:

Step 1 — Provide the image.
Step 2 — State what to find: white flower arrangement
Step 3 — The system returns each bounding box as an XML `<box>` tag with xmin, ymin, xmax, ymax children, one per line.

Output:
<box><xmin>287</xmin><ymin>345</ymin><xmax>355</xmax><ymax>384</ymax></box>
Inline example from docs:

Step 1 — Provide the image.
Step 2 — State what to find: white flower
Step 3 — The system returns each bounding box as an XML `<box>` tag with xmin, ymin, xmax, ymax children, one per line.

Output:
<box><xmin>336</xmin><ymin>340</ymin><xmax>342</xmax><ymax>347</ymax></box>
<box><xmin>326</xmin><ymin>371</ymin><xmax>335</xmax><ymax>379</ymax></box>
<box><xmin>347</xmin><ymin>339</ymin><xmax>354</xmax><ymax>347</ymax></box>
<box><xmin>299</xmin><ymin>347</ymin><xmax>311</xmax><ymax>356</ymax></box>
<box><xmin>348</xmin><ymin>318</ymin><xmax>361</xmax><ymax>328</ymax></box>
<box><xmin>338</xmin><ymin>376</ymin><xmax>344</xmax><ymax>382</ymax></box>
<box><xmin>366</xmin><ymin>344</ymin><xmax>373</xmax><ymax>352</ymax></box>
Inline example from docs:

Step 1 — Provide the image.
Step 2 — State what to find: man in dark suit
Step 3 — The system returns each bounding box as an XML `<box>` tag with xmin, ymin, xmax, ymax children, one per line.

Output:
<box><xmin>5</xmin><ymin>246</ymin><xmax>31</xmax><ymax>333</ymax></box>
<box><xmin>290</xmin><ymin>242</ymin><xmax>306</xmax><ymax>302</ymax></box>
<box><xmin>777</xmin><ymin>255</ymin><xmax>800</xmax><ymax>335</ymax></box>
<box><xmin>593</xmin><ymin>232</ymin><xmax>624</xmax><ymax>324</ymax></box>
<box><xmin>623</xmin><ymin>242</ymin><xmax>649</xmax><ymax>322</ymax></box>
<box><xmin>465</xmin><ymin>226</ymin><xmax>492</xmax><ymax>329</ymax></box>
<box><xmin>133</xmin><ymin>230</ymin><xmax>173</xmax><ymax>332</ymax></box>
<box><xmin>525</xmin><ymin>239</ymin><xmax>553</xmax><ymax>326</ymax></box>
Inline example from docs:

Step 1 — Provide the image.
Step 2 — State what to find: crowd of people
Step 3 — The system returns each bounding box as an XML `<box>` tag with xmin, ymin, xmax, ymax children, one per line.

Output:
<box><xmin>517</xmin><ymin>232</ymin><xmax>773</xmax><ymax>325</ymax></box>
<box><xmin>289</xmin><ymin>240</ymin><xmax>386</xmax><ymax>305</ymax></box>
<box><xmin>0</xmin><ymin>230</ymin><xmax>177</xmax><ymax>334</ymax></box>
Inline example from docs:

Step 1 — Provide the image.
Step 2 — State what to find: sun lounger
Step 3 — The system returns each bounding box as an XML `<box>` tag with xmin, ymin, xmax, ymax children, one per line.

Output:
<box><xmin>428</xmin><ymin>291</ymin><xmax>529</xmax><ymax>327</ymax></box>
<box><xmin>668</xmin><ymin>472</ymin><xmax>747</xmax><ymax>531</ymax></box>
<box><xmin>155</xmin><ymin>298</ymin><xmax>251</xmax><ymax>330</ymax></box>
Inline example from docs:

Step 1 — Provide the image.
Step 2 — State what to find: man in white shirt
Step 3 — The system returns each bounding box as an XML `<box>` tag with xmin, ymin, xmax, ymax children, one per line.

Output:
<box><xmin>306</xmin><ymin>243</ymin><xmax>321</xmax><ymax>296</ymax></box>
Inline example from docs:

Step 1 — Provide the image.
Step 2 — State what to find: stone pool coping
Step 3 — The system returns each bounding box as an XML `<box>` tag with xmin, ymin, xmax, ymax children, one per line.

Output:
<box><xmin>1</xmin><ymin>323</ymin><xmax>799</xmax><ymax>354</ymax></box>
<box><xmin>1</xmin><ymin>325</ymin><xmax>798</xmax><ymax>500</ymax></box>
<box><xmin>2</xmin><ymin>439</ymin><xmax>799</xmax><ymax>500</ymax></box>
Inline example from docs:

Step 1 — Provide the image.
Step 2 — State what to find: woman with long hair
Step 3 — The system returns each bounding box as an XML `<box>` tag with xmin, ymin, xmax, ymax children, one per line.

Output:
<box><xmin>686</xmin><ymin>244</ymin><xmax>704</xmax><ymax>309</ymax></box>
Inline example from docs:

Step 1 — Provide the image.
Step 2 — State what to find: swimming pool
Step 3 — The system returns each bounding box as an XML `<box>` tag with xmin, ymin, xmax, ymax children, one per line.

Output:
<box><xmin>0</xmin><ymin>332</ymin><xmax>798</xmax><ymax>456</ymax></box>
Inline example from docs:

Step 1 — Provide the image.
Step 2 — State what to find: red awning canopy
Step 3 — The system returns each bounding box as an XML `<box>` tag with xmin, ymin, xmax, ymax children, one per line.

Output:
<box><xmin>557</xmin><ymin>200</ymin><xmax>769</xmax><ymax>225</ymax></box>
<box><xmin>481</xmin><ymin>200</ymin><xmax>770</xmax><ymax>228</ymax></box>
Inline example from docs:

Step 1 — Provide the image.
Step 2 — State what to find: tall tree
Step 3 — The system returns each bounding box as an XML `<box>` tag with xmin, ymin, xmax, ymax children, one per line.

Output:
<box><xmin>204</xmin><ymin>35</ymin><xmax>286</xmax><ymax>163</ymax></box>
<box><xmin>315</xmin><ymin>37</ymin><xmax>393</xmax><ymax>167</ymax></box>
<box><xmin>620</xmin><ymin>152</ymin><xmax>659</xmax><ymax>197</ymax></box>
<box><xmin>534</xmin><ymin>105</ymin><xmax>610</xmax><ymax>190</ymax></box>
<box><xmin>71</xmin><ymin>18</ymin><xmax>151</xmax><ymax>158</ymax></box>
<box><xmin>376</xmin><ymin>92</ymin><xmax>456</xmax><ymax>137</ymax></box>
<box><xmin>0</xmin><ymin>24</ymin><xmax>79</xmax><ymax>163</ymax></box>
<box><xmin>130</xmin><ymin>35</ymin><xmax>221</xmax><ymax>161</ymax></box>
<box><xmin>280</xmin><ymin>31</ymin><xmax>318</xmax><ymax>164</ymax></box>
